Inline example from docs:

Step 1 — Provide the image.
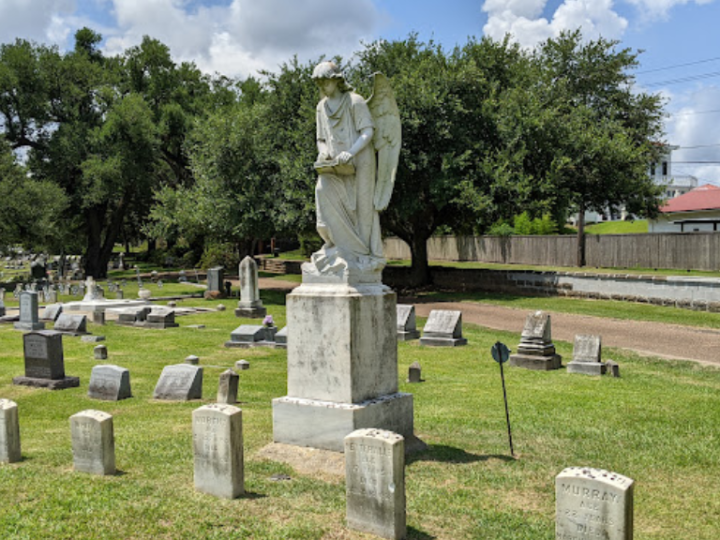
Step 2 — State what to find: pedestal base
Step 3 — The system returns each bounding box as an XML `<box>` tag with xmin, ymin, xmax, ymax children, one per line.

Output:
<box><xmin>223</xmin><ymin>340</ymin><xmax>275</xmax><ymax>349</ymax></box>
<box><xmin>397</xmin><ymin>330</ymin><xmax>420</xmax><ymax>341</ymax></box>
<box><xmin>567</xmin><ymin>361</ymin><xmax>606</xmax><ymax>376</ymax></box>
<box><xmin>13</xmin><ymin>376</ymin><xmax>80</xmax><ymax>390</ymax></box>
<box><xmin>509</xmin><ymin>353</ymin><xmax>562</xmax><ymax>370</ymax></box>
<box><xmin>14</xmin><ymin>322</ymin><xmax>45</xmax><ymax>331</ymax></box>
<box><xmin>272</xmin><ymin>393</ymin><xmax>414</xmax><ymax>453</ymax></box>
<box><xmin>234</xmin><ymin>307</ymin><xmax>267</xmax><ymax>319</ymax></box>
<box><xmin>419</xmin><ymin>336</ymin><xmax>467</xmax><ymax>347</ymax></box>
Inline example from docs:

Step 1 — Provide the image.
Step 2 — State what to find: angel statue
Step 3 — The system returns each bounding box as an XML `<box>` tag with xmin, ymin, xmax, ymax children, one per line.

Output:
<box><xmin>303</xmin><ymin>61</ymin><xmax>401</xmax><ymax>282</ymax></box>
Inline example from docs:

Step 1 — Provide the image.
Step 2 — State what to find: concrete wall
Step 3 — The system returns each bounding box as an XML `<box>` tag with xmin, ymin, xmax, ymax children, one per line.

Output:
<box><xmin>383</xmin><ymin>233</ymin><xmax>720</xmax><ymax>271</ymax></box>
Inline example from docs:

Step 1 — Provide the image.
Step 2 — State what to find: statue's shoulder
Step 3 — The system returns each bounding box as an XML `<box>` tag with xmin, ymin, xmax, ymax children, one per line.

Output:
<box><xmin>348</xmin><ymin>91</ymin><xmax>368</xmax><ymax>107</ymax></box>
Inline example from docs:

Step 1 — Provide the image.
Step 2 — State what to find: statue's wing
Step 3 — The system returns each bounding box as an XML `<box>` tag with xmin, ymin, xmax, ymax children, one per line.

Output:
<box><xmin>367</xmin><ymin>73</ymin><xmax>401</xmax><ymax>211</ymax></box>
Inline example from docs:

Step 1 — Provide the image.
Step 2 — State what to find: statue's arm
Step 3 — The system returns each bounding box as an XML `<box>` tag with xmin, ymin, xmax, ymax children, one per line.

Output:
<box><xmin>337</xmin><ymin>127</ymin><xmax>374</xmax><ymax>164</ymax></box>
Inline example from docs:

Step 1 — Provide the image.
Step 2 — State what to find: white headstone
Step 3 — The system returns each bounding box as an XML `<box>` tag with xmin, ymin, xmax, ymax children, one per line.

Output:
<box><xmin>573</xmin><ymin>335</ymin><xmax>602</xmax><ymax>363</ymax></box>
<box><xmin>88</xmin><ymin>365</ymin><xmax>131</xmax><ymax>401</ymax></box>
<box><xmin>193</xmin><ymin>404</ymin><xmax>244</xmax><ymax>499</ymax></box>
<box><xmin>419</xmin><ymin>310</ymin><xmax>466</xmax><ymax>346</ymax></box>
<box><xmin>556</xmin><ymin>467</ymin><xmax>634</xmax><ymax>540</ymax></box>
<box><xmin>0</xmin><ymin>399</ymin><xmax>21</xmax><ymax>463</ymax></box>
<box><xmin>153</xmin><ymin>364</ymin><xmax>203</xmax><ymax>400</ymax></box>
<box><xmin>70</xmin><ymin>410</ymin><xmax>116</xmax><ymax>475</ymax></box>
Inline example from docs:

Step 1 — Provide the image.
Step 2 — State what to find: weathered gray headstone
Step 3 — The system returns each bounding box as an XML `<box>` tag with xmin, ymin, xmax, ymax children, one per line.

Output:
<box><xmin>193</xmin><ymin>404</ymin><xmax>244</xmax><ymax>499</ymax></box>
<box><xmin>605</xmin><ymin>360</ymin><xmax>621</xmax><ymax>378</ymax></box>
<box><xmin>217</xmin><ymin>369</ymin><xmax>239</xmax><ymax>405</ymax></box>
<box><xmin>94</xmin><ymin>345</ymin><xmax>108</xmax><ymax>360</ymax></box>
<box><xmin>41</xmin><ymin>303</ymin><xmax>63</xmax><ymax>322</ymax></box>
<box><xmin>81</xmin><ymin>335</ymin><xmax>105</xmax><ymax>343</ymax></box>
<box><xmin>225</xmin><ymin>325</ymin><xmax>274</xmax><ymax>348</ymax></box>
<box><xmin>92</xmin><ymin>310</ymin><xmax>105</xmax><ymax>325</ymax></box>
<box><xmin>396</xmin><ymin>305</ymin><xmax>419</xmax><ymax>341</ymax></box>
<box><xmin>235</xmin><ymin>360</ymin><xmax>250</xmax><ymax>371</ymax></box>
<box><xmin>274</xmin><ymin>326</ymin><xmax>288</xmax><ymax>349</ymax></box>
<box><xmin>0</xmin><ymin>296</ymin><xmax>5</xmax><ymax>317</ymax></box>
<box><xmin>13</xmin><ymin>330</ymin><xmax>79</xmax><ymax>390</ymax></box>
<box><xmin>70</xmin><ymin>410</ymin><xmax>116</xmax><ymax>475</ymax></box>
<box><xmin>153</xmin><ymin>364</ymin><xmax>203</xmax><ymax>400</ymax></box>
<box><xmin>345</xmin><ymin>429</ymin><xmax>406</xmax><ymax>540</ymax></box>
<box><xmin>556</xmin><ymin>467</ymin><xmax>634</xmax><ymax>540</ymax></box>
<box><xmin>419</xmin><ymin>310</ymin><xmax>466</xmax><ymax>346</ymax></box>
<box><xmin>53</xmin><ymin>313</ymin><xmax>88</xmax><ymax>335</ymax></box>
<box><xmin>407</xmin><ymin>362</ymin><xmax>422</xmax><ymax>383</ymax></box>
<box><xmin>185</xmin><ymin>355</ymin><xmax>199</xmax><ymax>365</ymax></box>
<box><xmin>568</xmin><ymin>335</ymin><xmax>606</xmax><ymax>376</ymax></box>
<box><xmin>145</xmin><ymin>308</ymin><xmax>178</xmax><ymax>329</ymax></box>
<box><xmin>0</xmin><ymin>399</ymin><xmax>21</xmax><ymax>463</ymax></box>
<box><xmin>207</xmin><ymin>267</ymin><xmax>224</xmax><ymax>293</ymax></box>
<box><xmin>216</xmin><ymin>303</ymin><xmax>226</xmax><ymax>312</ymax></box>
<box><xmin>88</xmin><ymin>365</ymin><xmax>131</xmax><ymax>401</ymax></box>
<box><xmin>509</xmin><ymin>311</ymin><xmax>562</xmax><ymax>370</ymax></box>
<box><xmin>14</xmin><ymin>291</ymin><xmax>45</xmax><ymax>331</ymax></box>
<box><xmin>235</xmin><ymin>256</ymin><xmax>266</xmax><ymax>318</ymax></box>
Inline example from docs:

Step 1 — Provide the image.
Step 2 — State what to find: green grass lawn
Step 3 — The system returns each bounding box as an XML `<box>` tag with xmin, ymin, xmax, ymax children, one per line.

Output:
<box><xmin>585</xmin><ymin>220</ymin><xmax>649</xmax><ymax>234</ymax></box>
<box><xmin>1</xmin><ymin>290</ymin><xmax>719</xmax><ymax>539</ymax></box>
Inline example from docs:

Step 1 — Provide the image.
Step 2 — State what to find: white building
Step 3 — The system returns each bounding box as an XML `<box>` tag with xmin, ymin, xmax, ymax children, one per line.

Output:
<box><xmin>649</xmin><ymin>184</ymin><xmax>720</xmax><ymax>233</ymax></box>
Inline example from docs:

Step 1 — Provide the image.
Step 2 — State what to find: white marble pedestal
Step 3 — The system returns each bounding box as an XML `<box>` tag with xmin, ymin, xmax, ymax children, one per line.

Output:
<box><xmin>272</xmin><ymin>281</ymin><xmax>415</xmax><ymax>452</ymax></box>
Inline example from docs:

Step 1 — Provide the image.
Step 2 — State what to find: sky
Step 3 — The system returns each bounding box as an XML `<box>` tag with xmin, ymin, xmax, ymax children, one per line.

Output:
<box><xmin>1</xmin><ymin>0</ymin><xmax>720</xmax><ymax>185</ymax></box>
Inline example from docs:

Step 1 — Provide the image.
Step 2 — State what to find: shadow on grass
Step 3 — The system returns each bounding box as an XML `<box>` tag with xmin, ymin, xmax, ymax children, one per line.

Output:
<box><xmin>407</xmin><ymin>526</ymin><xmax>436</xmax><ymax>539</ymax></box>
<box><xmin>408</xmin><ymin>444</ymin><xmax>515</xmax><ymax>465</ymax></box>
<box><xmin>241</xmin><ymin>491</ymin><xmax>267</xmax><ymax>500</ymax></box>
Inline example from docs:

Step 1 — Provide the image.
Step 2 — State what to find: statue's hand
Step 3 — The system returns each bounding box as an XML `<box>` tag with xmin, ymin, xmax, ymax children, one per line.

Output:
<box><xmin>337</xmin><ymin>151</ymin><xmax>353</xmax><ymax>164</ymax></box>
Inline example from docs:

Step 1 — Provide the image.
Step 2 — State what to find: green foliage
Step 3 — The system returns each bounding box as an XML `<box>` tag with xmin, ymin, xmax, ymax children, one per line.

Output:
<box><xmin>487</xmin><ymin>221</ymin><xmax>515</xmax><ymax>236</ymax></box>
<box><xmin>199</xmin><ymin>242</ymin><xmax>241</xmax><ymax>271</ymax></box>
<box><xmin>513</xmin><ymin>212</ymin><xmax>533</xmax><ymax>235</ymax></box>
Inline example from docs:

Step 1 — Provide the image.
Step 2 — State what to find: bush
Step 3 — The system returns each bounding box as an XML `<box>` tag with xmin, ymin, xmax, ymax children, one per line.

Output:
<box><xmin>298</xmin><ymin>232</ymin><xmax>323</xmax><ymax>258</ymax></box>
<box><xmin>199</xmin><ymin>242</ymin><xmax>241</xmax><ymax>271</ymax></box>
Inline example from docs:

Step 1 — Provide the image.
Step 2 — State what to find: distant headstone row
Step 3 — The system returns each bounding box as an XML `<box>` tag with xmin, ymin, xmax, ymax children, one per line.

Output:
<box><xmin>396</xmin><ymin>305</ymin><xmax>467</xmax><ymax>347</ymax></box>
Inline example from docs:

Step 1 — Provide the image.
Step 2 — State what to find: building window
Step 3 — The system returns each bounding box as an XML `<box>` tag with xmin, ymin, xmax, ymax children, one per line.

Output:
<box><xmin>651</xmin><ymin>164</ymin><xmax>656</xmax><ymax>176</ymax></box>
<box><xmin>662</xmin><ymin>161</ymin><xmax>668</xmax><ymax>176</ymax></box>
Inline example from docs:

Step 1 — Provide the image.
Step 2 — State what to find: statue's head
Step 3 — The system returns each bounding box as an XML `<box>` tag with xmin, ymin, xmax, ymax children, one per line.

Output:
<box><xmin>312</xmin><ymin>61</ymin><xmax>351</xmax><ymax>93</ymax></box>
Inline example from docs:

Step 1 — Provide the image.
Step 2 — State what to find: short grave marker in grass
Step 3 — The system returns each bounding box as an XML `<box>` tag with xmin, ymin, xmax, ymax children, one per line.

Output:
<box><xmin>406</xmin><ymin>361</ymin><xmax>422</xmax><ymax>383</ymax></box>
<box><xmin>568</xmin><ymin>335</ymin><xmax>606</xmax><ymax>376</ymax></box>
<box><xmin>193</xmin><ymin>404</ymin><xmax>244</xmax><ymax>499</ymax></box>
<box><xmin>88</xmin><ymin>365</ymin><xmax>131</xmax><ymax>401</ymax></box>
<box><xmin>396</xmin><ymin>304</ymin><xmax>419</xmax><ymax>341</ymax></box>
<box><xmin>41</xmin><ymin>303</ymin><xmax>63</xmax><ymax>322</ymax></box>
<box><xmin>70</xmin><ymin>410</ymin><xmax>116</xmax><ymax>475</ymax></box>
<box><xmin>217</xmin><ymin>369</ymin><xmax>239</xmax><ymax>405</ymax></box>
<box><xmin>53</xmin><ymin>313</ymin><xmax>89</xmax><ymax>335</ymax></box>
<box><xmin>0</xmin><ymin>399</ymin><xmax>21</xmax><ymax>463</ymax></box>
<box><xmin>509</xmin><ymin>310</ymin><xmax>562</xmax><ymax>370</ymax></box>
<box><xmin>94</xmin><ymin>344</ymin><xmax>108</xmax><ymax>360</ymax></box>
<box><xmin>419</xmin><ymin>309</ymin><xmax>466</xmax><ymax>347</ymax></box>
<box><xmin>14</xmin><ymin>291</ymin><xmax>45</xmax><ymax>331</ymax></box>
<box><xmin>345</xmin><ymin>428</ymin><xmax>406</xmax><ymax>540</ymax></box>
<box><xmin>235</xmin><ymin>256</ymin><xmax>266</xmax><ymax>318</ymax></box>
<box><xmin>153</xmin><ymin>364</ymin><xmax>203</xmax><ymax>400</ymax></box>
<box><xmin>13</xmin><ymin>330</ymin><xmax>80</xmax><ymax>390</ymax></box>
<box><xmin>556</xmin><ymin>467</ymin><xmax>634</xmax><ymax>540</ymax></box>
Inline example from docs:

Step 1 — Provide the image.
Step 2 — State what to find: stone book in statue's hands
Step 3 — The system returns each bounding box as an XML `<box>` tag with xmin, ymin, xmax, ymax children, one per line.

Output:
<box><xmin>314</xmin><ymin>158</ymin><xmax>355</xmax><ymax>176</ymax></box>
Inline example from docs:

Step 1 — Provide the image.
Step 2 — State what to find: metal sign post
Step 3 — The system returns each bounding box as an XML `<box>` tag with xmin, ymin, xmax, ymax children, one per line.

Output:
<box><xmin>491</xmin><ymin>341</ymin><xmax>515</xmax><ymax>458</ymax></box>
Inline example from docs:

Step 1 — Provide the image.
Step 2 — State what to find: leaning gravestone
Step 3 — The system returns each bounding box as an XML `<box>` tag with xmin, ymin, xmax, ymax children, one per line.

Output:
<box><xmin>509</xmin><ymin>311</ymin><xmax>562</xmax><ymax>370</ymax></box>
<box><xmin>419</xmin><ymin>310</ymin><xmax>466</xmax><ymax>347</ymax></box>
<box><xmin>0</xmin><ymin>399</ymin><xmax>21</xmax><ymax>463</ymax></box>
<box><xmin>70</xmin><ymin>410</ymin><xmax>116</xmax><ymax>475</ymax></box>
<box><xmin>235</xmin><ymin>256</ymin><xmax>266</xmax><ymax>318</ymax></box>
<box><xmin>88</xmin><ymin>365</ymin><xmax>131</xmax><ymax>401</ymax></box>
<box><xmin>217</xmin><ymin>369</ymin><xmax>239</xmax><ymax>405</ymax></box>
<box><xmin>14</xmin><ymin>291</ymin><xmax>45</xmax><ymax>331</ymax></box>
<box><xmin>53</xmin><ymin>313</ymin><xmax>88</xmax><ymax>335</ymax></box>
<box><xmin>567</xmin><ymin>335</ymin><xmax>606</xmax><ymax>376</ymax></box>
<box><xmin>556</xmin><ymin>467</ymin><xmax>634</xmax><ymax>540</ymax></box>
<box><xmin>193</xmin><ymin>404</ymin><xmax>244</xmax><ymax>499</ymax></box>
<box><xmin>41</xmin><ymin>303</ymin><xmax>63</xmax><ymax>322</ymax></box>
<box><xmin>13</xmin><ymin>330</ymin><xmax>80</xmax><ymax>389</ymax></box>
<box><xmin>153</xmin><ymin>364</ymin><xmax>203</xmax><ymax>400</ymax></box>
<box><xmin>396</xmin><ymin>305</ymin><xmax>419</xmax><ymax>341</ymax></box>
<box><xmin>345</xmin><ymin>429</ymin><xmax>406</xmax><ymax>540</ymax></box>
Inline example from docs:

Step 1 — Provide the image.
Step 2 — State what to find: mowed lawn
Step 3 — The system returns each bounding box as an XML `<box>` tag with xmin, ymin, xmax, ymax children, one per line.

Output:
<box><xmin>0</xmin><ymin>290</ymin><xmax>719</xmax><ymax>539</ymax></box>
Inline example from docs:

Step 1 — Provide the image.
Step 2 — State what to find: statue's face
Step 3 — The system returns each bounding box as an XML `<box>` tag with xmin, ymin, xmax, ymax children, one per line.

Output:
<box><xmin>316</xmin><ymin>78</ymin><xmax>339</xmax><ymax>97</ymax></box>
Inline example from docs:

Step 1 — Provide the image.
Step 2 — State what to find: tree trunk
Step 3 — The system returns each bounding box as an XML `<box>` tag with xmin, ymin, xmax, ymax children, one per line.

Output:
<box><xmin>403</xmin><ymin>233</ymin><xmax>432</xmax><ymax>287</ymax></box>
<box><xmin>85</xmin><ymin>206</ymin><xmax>106</xmax><ymax>279</ymax></box>
<box><xmin>576</xmin><ymin>201</ymin><xmax>586</xmax><ymax>268</ymax></box>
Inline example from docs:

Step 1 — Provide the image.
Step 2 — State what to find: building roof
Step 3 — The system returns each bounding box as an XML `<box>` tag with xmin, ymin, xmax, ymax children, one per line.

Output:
<box><xmin>660</xmin><ymin>184</ymin><xmax>720</xmax><ymax>213</ymax></box>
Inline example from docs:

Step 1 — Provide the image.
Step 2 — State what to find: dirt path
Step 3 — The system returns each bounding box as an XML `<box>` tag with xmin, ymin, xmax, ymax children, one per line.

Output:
<box><xmin>257</xmin><ymin>278</ymin><xmax>720</xmax><ymax>366</ymax></box>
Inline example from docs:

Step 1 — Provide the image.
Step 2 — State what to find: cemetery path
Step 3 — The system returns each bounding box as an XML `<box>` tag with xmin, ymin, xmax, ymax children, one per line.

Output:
<box><xmin>407</xmin><ymin>300</ymin><xmax>720</xmax><ymax>367</ymax></box>
<box><xmin>257</xmin><ymin>278</ymin><xmax>719</xmax><ymax>366</ymax></box>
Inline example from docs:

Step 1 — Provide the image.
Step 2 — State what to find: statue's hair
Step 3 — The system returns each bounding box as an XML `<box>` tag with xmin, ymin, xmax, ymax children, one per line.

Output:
<box><xmin>312</xmin><ymin>61</ymin><xmax>352</xmax><ymax>92</ymax></box>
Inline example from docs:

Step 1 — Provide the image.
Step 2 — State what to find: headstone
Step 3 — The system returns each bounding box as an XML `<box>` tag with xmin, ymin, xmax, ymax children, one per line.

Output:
<box><xmin>0</xmin><ymin>399</ymin><xmax>21</xmax><ymax>463</ymax></box>
<box><xmin>508</xmin><ymin>311</ymin><xmax>562</xmax><ymax>370</ymax></box>
<box><xmin>70</xmin><ymin>410</ymin><xmax>116</xmax><ymax>475</ymax></box>
<box><xmin>556</xmin><ymin>467</ymin><xmax>634</xmax><ymax>540</ymax></box>
<box><xmin>345</xmin><ymin>429</ymin><xmax>406</xmax><ymax>540</ymax></box>
<box><xmin>92</xmin><ymin>310</ymin><xmax>106</xmax><ymax>325</ymax></box>
<box><xmin>178</xmin><ymin>270</ymin><xmax>187</xmax><ymax>283</ymax></box>
<box><xmin>88</xmin><ymin>365</ymin><xmax>131</xmax><ymax>401</ymax></box>
<box><xmin>167</xmin><ymin>301</ymin><xmax>176</xmax><ymax>308</ymax></box>
<box><xmin>205</xmin><ymin>266</ymin><xmax>225</xmax><ymax>299</ymax></box>
<box><xmin>568</xmin><ymin>335</ymin><xmax>606</xmax><ymax>376</ymax></box>
<box><xmin>0</xmin><ymin>297</ymin><xmax>5</xmax><ymax>318</ymax></box>
<box><xmin>94</xmin><ymin>345</ymin><xmax>108</xmax><ymax>360</ymax></box>
<box><xmin>193</xmin><ymin>404</ymin><xmax>244</xmax><ymax>499</ymax></box>
<box><xmin>225</xmin><ymin>325</ymin><xmax>275</xmax><ymax>348</ymax></box>
<box><xmin>419</xmin><ymin>310</ymin><xmax>466</xmax><ymax>347</ymax></box>
<box><xmin>81</xmin><ymin>335</ymin><xmax>105</xmax><ymax>343</ymax></box>
<box><xmin>14</xmin><ymin>291</ymin><xmax>45</xmax><ymax>331</ymax></box>
<box><xmin>30</xmin><ymin>260</ymin><xmax>47</xmax><ymax>280</ymax></box>
<box><xmin>185</xmin><ymin>355</ymin><xmax>199</xmax><ymax>365</ymax></box>
<box><xmin>153</xmin><ymin>364</ymin><xmax>203</xmax><ymax>400</ymax></box>
<box><xmin>41</xmin><ymin>303</ymin><xmax>63</xmax><ymax>322</ymax></box>
<box><xmin>145</xmin><ymin>308</ymin><xmax>178</xmax><ymax>329</ymax></box>
<box><xmin>235</xmin><ymin>360</ymin><xmax>250</xmax><ymax>371</ymax></box>
<box><xmin>45</xmin><ymin>286</ymin><xmax>57</xmax><ymax>304</ymax></box>
<box><xmin>407</xmin><ymin>362</ymin><xmax>422</xmax><ymax>383</ymax></box>
<box><xmin>13</xmin><ymin>330</ymin><xmax>80</xmax><ymax>390</ymax></box>
<box><xmin>274</xmin><ymin>326</ymin><xmax>288</xmax><ymax>349</ymax></box>
<box><xmin>53</xmin><ymin>313</ymin><xmax>88</xmax><ymax>335</ymax></box>
<box><xmin>217</xmin><ymin>369</ymin><xmax>239</xmax><ymax>405</ymax></box>
<box><xmin>396</xmin><ymin>305</ymin><xmax>420</xmax><ymax>341</ymax></box>
<box><xmin>235</xmin><ymin>256</ymin><xmax>266</xmax><ymax>318</ymax></box>
<box><xmin>605</xmin><ymin>360</ymin><xmax>621</xmax><ymax>378</ymax></box>
<box><xmin>217</xmin><ymin>304</ymin><xmax>226</xmax><ymax>312</ymax></box>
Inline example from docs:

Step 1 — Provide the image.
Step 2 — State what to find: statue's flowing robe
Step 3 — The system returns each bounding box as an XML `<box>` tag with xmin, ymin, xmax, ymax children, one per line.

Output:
<box><xmin>315</xmin><ymin>91</ymin><xmax>384</xmax><ymax>262</ymax></box>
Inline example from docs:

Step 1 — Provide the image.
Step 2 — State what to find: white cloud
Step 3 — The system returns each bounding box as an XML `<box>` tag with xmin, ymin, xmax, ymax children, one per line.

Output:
<box><xmin>666</xmin><ymin>86</ymin><xmax>720</xmax><ymax>185</ymax></box>
<box><xmin>0</xmin><ymin>0</ymin><xmax>75</xmax><ymax>46</ymax></box>
<box><xmin>624</xmin><ymin>0</ymin><xmax>717</xmax><ymax>19</ymax></box>
<box><xmin>482</xmin><ymin>0</ymin><xmax>628</xmax><ymax>49</ymax></box>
